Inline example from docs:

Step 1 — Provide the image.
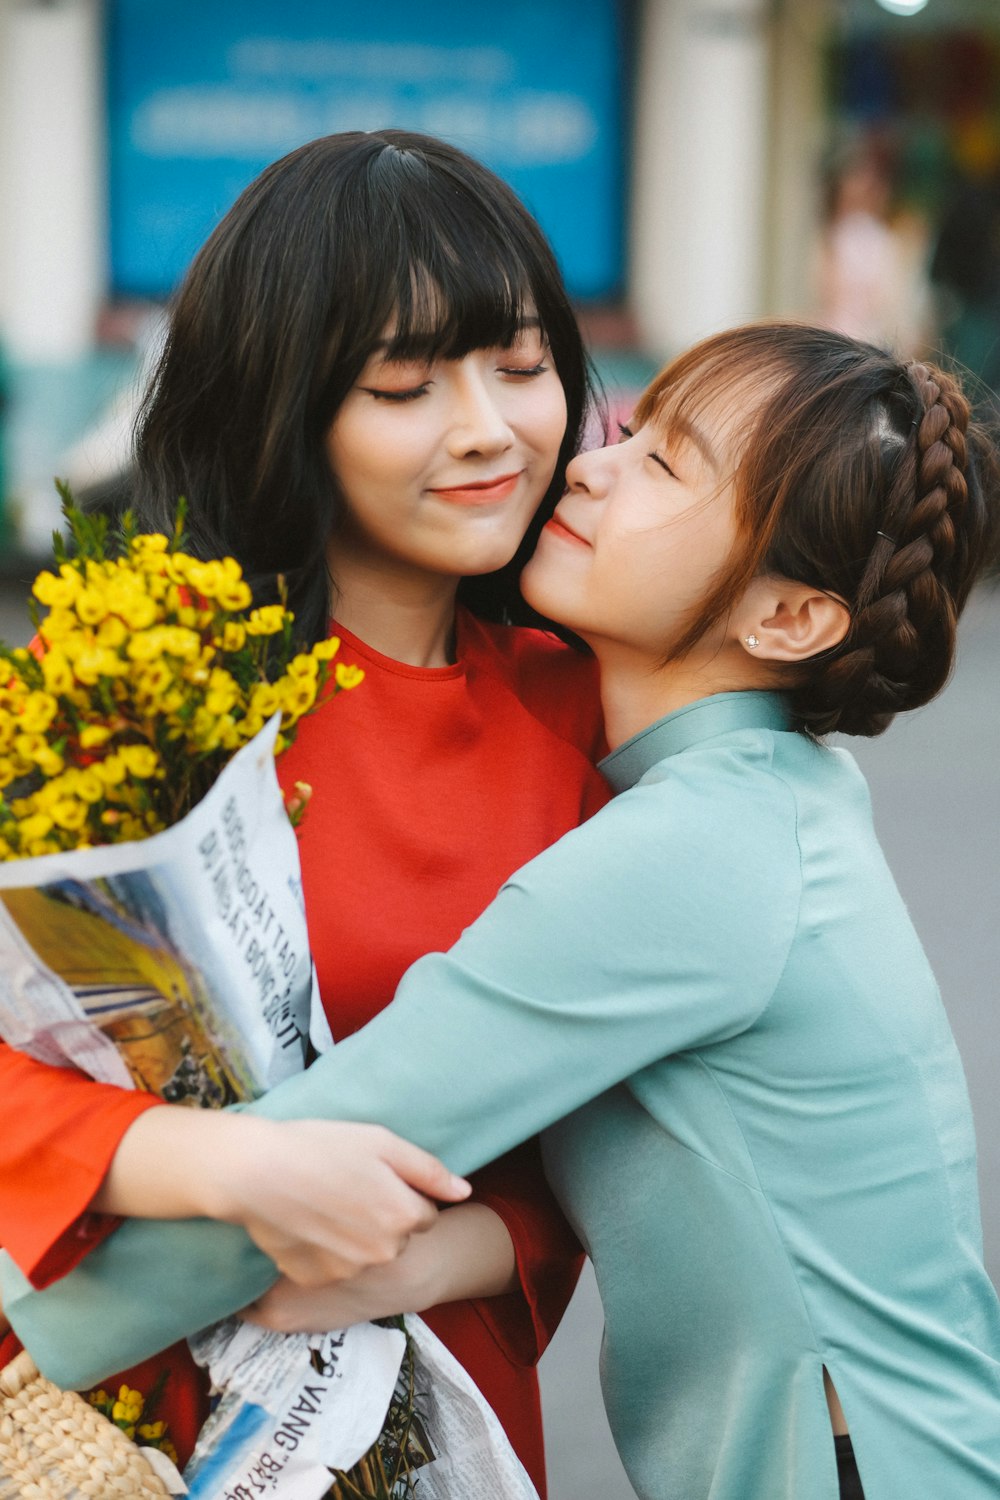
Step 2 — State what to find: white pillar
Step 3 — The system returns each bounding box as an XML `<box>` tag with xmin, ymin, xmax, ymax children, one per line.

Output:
<box><xmin>0</xmin><ymin>0</ymin><xmax>104</xmax><ymax>363</ymax></box>
<box><xmin>630</xmin><ymin>0</ymin><xmax>772</xmax><ymax>358</ymax></box>
<box><xmin>765</xmin><ymin>0</ymin><xmax>831</xmax><ymax>319</ymax></box>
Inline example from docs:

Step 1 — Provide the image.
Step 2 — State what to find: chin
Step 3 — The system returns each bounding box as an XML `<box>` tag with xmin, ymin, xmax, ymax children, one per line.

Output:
<box><xmin>520</xmin><ymin>556</ymin><xmax>578</xmax><ymax>628</ymax></box>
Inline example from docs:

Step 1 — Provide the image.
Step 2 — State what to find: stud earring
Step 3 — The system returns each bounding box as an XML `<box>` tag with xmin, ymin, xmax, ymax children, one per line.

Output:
<box><xmin>745</xmin><ymin>634</ymin><xmax>760</xmax><ymax>649</ymax></box>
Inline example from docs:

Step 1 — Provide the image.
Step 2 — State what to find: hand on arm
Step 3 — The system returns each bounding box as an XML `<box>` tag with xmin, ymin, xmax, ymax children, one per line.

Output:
<box><xmin>241</xmin><ymin>1202</ymin><xmax>517</xmax><ymax>1333</ymax></box>
<box><xmin>92</xmin><ymin>1108</ymin><xmax>471</xmax><ymax>1287</ymax></box>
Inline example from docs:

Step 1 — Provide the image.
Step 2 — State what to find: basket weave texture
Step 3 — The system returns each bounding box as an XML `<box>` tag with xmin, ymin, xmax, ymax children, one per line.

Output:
<box><xmin>0</xmin><ymin>1349</ymin><xmax>171</xmax><ymax>1499</ymax></box>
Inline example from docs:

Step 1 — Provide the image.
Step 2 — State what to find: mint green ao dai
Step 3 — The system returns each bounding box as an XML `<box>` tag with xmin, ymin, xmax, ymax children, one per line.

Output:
<box><xmin>5</xmin><ymin>691</ymin><xmax>1000</xmax><ymax>1498</ymax></box>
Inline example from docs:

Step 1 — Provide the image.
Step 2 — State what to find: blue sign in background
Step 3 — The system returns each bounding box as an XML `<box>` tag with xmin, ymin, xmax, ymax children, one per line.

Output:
<box><xmin>107</xmin><ymin>0</ymin><xmax>626</xmax><ymax>300</ymax></box>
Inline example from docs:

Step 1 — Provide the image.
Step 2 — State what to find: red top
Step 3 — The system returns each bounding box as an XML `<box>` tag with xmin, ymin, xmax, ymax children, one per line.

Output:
<box><xmin>0</xmin><ymin>611</ymin><xmax>609</xmax><ymax>1489</ymax></box>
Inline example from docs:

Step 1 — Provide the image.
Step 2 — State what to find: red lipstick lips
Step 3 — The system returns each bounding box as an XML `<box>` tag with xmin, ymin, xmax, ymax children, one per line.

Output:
<box><xmin>428</xmin><ymin>471</ymin><xmax>523</xmax><ymax>505</ymax></box>
<box><xmin>544</xmin><ymin>513</ymin><xmax>590</xmax><ymax>546</ymax></box>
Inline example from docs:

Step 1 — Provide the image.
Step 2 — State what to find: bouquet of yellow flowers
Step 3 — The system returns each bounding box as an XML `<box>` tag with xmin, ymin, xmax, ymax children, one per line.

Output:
<box><xmin>0</xmin><ymin>498</ymin><xmax>538</xmax><ymax>1500</ymax></box>
<box><xmin>0</xmin><ymin>495</ymin><xmax>370</xmax><ymax>1492</ymax></box>
<box><xmin>0</xmin><ymin>492</ymin><xmax>361</xmax><ymax>860</ymax></box>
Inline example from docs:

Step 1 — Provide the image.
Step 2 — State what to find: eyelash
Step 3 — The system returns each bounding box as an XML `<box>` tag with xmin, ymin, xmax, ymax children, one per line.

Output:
<box><xmin>618</xmin><ymin>422</ymin><xmax>676</xmax><ymax>477</ymax></box>
<box><xmin>363</xmin><ymin>362</ymin><xmax>549</xmax><ymax>403</ymax></box>
<box><xmin>363</xmin><ymin>386</ymin><xmax>428</xmax><ymax>403</ymax></box>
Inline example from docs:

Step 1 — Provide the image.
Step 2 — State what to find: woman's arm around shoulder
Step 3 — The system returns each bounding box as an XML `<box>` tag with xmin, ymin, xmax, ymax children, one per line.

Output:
<box><xmin>3</xmin><ymin>757</ymin><xmax>802</xmax><ymax>1383</ymax></box>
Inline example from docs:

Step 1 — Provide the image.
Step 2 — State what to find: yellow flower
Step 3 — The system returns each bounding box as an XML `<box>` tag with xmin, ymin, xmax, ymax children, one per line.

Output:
<box><xmin>185</xmin><ymin>560</ymin><xmax>226</xmax><ymax>598</ymax></box>
<box><xmin>218</xmin><ymin>621</ymin><xmax>246</xmax><ymax>652</ymax></box>
<box><xmin>119</xmin><ymin>745</ymin><xmax>159</xmax><ymax>779</ymax></box>
<box><xmin>239</xmin><ymin>713</ymin><xmax>265</xmax><ymax>740</ymax></box>
<box><xmin>279</xmin><ymin>676</ymin><xmax>317</xmax><ymax>718</ymax></box>
<box><xmin>50</xmin><ymin>798</ymin><xmax>88</xmax><ymax>832</ymax></box>
<box><xmin>311</xmin><ymin>635</ymin><xmax>341</xmax><ymax>662</ymax></box>
<box><xmin>334</xmin><ymin>662</ymin><xmax>365</xmax><ymax>691</ymax></box>
<box><xmin>137</xmin><ymin>1421</ymin><xmax>166</xmax><ymax>1442</ymax></box>
<box><xmin>216</xmin><ymin>580</ymin><xmax>253</xmax><ymax>611</ymax></box>
<box><xmin>38</xmin><ymin>607</ymin><xmax>78</xmax><ymax>645</ymax></box>
<box><xmin>287</xmin><ymin>654</ymin><xmax>319</xmax><ymax>680</ymax></box>
<box><xmin>205</xmin><ymin>668</ymin><xmax>238</xmax><ymax>716</ymax></box>
<box><xmin>74</xmin><ymin>586</ymin><xmax>109</xmax><ymax>626</ymax></box>
<box><xmin>161</xmin><ymin>626</ymin><xmax>201</xmax><ymax>660</ymax></box>
<box><xmin>39</xmin><ymin>649</ymin><xmax>74</xmax><ymax>695</ymax></box>
<box><xmin>134</xmin><ymin>662</ymin><xmax>174</xmax><ymax>699</ymax></box>
<box><xmin>245</xmin><ymin>605</ymin><xmax>286</xmax><ymax>636</ymax></box>
<box><xmin>248</xmin><ymin>682</ymin><xmax>282</xmax><ymax>719</ymax></box>
<box><xmin>93</xmin><ymin>754</ymin><xmax>127</xmax><ymax>788</ymax></box>
<box><xmin>18</xmin><ymin>813</ymin><xmax>53</xmax><ymax>843</ymax></box>
<box><xmin>190</xmin><ymin>707</ymin><xmax>230</xmax><ymax>751</ymax></box>
<box><xmin>74</xmin><ymin>769</ymin><xmax>105</xmax><ymax>804</ymax></box>
<box><xmin>127</xmin><ymin>632</ymin><xmax>165</xmax><ymax>664</ymax></box>
<box><xmin>25</xmin><ymin>837</ymin><xmax>60</xmax><ymax>858</ymax></box>
<box><xmin>118</xmin><ymin>593</ymin><xmax>158</xmax><ymax>631</ymax></box>
<box><xmin>14</xmin><ymin>732</ymin><xmax>48</xmax><ymax>764</ymax></box>
<box><xmin>96</xmin><ymin>615</ymin><xmax>128</xmax><ymax>651</ymax></box>
<box><xmin>32</xmin><ymin>569</ymin><xmax>80</xmax><ymax>609</ymax></box>
<box><xmin>79</xmin><ymin>723</ymin><xmax>112</xmax><ymax>750</ymax></box>
<box><xmin>18</xmin><ymin>692</ymin><xmax>58</xmax><ymax>734</ymax></box>
<box><xmin>131</xmin><ymin>533</ymin><xmax>168</xmax><ymax>556</ymax></box>
<box><xmin>112</xmin><ymin>1383</ymin><xmax>144</xmax><ymax>1435</ymax></box>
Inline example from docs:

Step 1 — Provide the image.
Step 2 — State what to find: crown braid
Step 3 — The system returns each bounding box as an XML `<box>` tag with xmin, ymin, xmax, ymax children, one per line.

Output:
<box><xmin>794</xmin><ymin>360</ymin><xmax>971</xmax><ymax>737</ymax></box>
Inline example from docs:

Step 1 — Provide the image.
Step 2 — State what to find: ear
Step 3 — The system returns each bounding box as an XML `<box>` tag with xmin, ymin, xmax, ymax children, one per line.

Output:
<box><xmin>734</xmin><ymin>576</ymin><xmax>850</xmax><ymax>662</ymax></box>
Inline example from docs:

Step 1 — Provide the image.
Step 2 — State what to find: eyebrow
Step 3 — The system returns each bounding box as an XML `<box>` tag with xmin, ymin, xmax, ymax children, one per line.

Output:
<box><xmin>370</xmin><ymin>316</ymin><xmax>543</xmax><ymax>357</ymax></box>
<box><xmin>665</xmin><ymin>416</ymin><xmax>719</xmax><ymax>475</ymax></box>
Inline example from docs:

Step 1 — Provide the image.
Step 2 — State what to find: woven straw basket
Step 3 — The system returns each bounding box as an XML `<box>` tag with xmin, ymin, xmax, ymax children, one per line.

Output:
<box><xmin>0</xmin><ymin>1344</ymin><xmax>171</xmax><ymax>1500</ymax></box>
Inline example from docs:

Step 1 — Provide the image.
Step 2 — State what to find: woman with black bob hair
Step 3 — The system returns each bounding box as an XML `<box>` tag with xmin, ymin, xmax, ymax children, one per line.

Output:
<box><xmin>0</xmin><ymin>131</ymin><xmax>610</xmax><ymax>1489</ymax></box>
<box><xmin>134</xmin><ymin>129</ymin><xmax>592</xmax><ymax>643</ymax></box>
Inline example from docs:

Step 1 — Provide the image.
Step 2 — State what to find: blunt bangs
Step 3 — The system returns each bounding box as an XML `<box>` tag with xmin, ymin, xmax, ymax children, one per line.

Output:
<box><xmin>348</xmin><ymin>152</ymin><xmax>550</xmax><ymax>369</ymax></box>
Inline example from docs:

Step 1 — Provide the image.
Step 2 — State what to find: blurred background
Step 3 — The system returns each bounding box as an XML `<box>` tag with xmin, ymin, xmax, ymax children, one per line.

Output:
<box><xmin>0</xmin><ymin>2</ymin><xmax>997</xmax><ymax>1495</ymax></box>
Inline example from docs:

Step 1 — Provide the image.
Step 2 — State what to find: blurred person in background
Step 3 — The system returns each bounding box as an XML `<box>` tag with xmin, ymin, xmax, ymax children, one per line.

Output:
<box><xmin>814</xmin><ymin>140</ymin><xmax>931</xmax><ymax>358</ymax></box>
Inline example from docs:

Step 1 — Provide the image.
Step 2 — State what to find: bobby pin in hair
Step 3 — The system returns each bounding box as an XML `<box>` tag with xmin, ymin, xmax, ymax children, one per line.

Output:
<box><xmin>876</xmin><ymin>530</ymin><xmax>897</xmax><ymax>545</ymax></box>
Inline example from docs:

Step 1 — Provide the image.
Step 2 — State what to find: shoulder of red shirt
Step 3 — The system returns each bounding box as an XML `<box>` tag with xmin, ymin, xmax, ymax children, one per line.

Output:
<box><xmin>459</xmin><ymin>610</ymin><xmax>607</xmax><ymax>763</ymax></box>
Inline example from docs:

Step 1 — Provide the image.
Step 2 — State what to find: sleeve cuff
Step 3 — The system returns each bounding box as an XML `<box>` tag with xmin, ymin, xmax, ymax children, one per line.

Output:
<box><xmin>1</xmin><ymin>1089</ymin><xmax>164</xmax><ymax>1287</ymax></box>
<box><xmin>464</xmin><ymin>1143</ymin><xmax>584</xmax><ymax>1368</ymax></box>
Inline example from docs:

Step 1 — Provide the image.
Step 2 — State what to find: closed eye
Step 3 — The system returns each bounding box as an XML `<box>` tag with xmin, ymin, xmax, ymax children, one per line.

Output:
<box><xmin>499</xmin><ymin>362</ymin><xmax>549</xmax><ymax>379</ymax></box>
<box><xmin>617</xmin><ymin>422</ymin><xmax>633</xmax><ymax>442</ymax></box>
<box><xmin>648</xmin><ymin>450</ymin><xmax>677</xmax><ymax>478</ymax></box>
<box><xmin>360</xmin><ymin>385</ymin><xmax>430</xmax><ymax>403</ymax></box>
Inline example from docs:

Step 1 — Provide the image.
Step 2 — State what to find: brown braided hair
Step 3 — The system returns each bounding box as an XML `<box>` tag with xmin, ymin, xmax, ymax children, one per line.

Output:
<box><xmin>633</xmin><ymin>324</ymin><xmax>1000</xmax><ymax>737</ymax></box>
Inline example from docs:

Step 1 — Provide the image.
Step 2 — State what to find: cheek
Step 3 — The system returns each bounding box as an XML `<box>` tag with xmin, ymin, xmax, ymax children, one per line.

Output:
<box><xmin>520</xmin><ymin>378</ymin><xmax>568</xmax><ymax>461</ymax></box>
<box><xmin>327</xmin><ymin>411</ymin><xmax>426</xmax><ymax>502</ymax></box>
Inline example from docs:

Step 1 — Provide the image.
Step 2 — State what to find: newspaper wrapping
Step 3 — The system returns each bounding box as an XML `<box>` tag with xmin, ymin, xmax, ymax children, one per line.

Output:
<box><xmin>0</xmin><ymin>718</ymin><xmax>539</xmax><ymax>1500</ymax></box>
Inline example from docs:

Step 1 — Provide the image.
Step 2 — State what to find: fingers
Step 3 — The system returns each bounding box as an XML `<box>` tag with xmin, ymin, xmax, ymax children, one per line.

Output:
<box><xmin>378</xmin><ymin>1131</ymin><xmax>471</xmax><ymax>1204</ymax></box>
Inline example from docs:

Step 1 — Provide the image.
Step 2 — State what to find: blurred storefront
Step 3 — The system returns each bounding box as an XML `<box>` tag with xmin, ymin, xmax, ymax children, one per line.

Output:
<box><xmin>0</xmin><ymin>0</ymin><xmax>997</xmax><ymax>550</ymax></box>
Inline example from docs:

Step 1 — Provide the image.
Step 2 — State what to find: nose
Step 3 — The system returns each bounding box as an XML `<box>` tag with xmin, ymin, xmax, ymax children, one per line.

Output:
<box><xmin>564</xmin><ymin>441</ymin><xmax>618</xmax><ymax>498</ymax></box>
<box><xmin>446</xmin><ymin>368</ymin><xmax>515</xmax><ymax>459</ymax></box>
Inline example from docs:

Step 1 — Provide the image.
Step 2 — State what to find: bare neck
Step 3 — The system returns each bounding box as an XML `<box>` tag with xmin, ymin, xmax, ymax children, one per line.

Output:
<box><xmin>327</xmin><ymin>549</ymin><xmax>460</xmax><ymax>669</ymax></box>
<box><xmin>594</xmin><ymin>641</ymin><xmax>766</xmax><ymax>752</ymax></box>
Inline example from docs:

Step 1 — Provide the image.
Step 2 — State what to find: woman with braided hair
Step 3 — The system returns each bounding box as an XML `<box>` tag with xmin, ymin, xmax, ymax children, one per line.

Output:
<box><xmin>7</xmin><ymin>323</ymin><xmax>1000</xmax><ymax>1500</ymax></box>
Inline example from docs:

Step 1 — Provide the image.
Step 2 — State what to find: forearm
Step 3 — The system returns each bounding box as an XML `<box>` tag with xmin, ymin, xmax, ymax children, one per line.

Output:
<box><xmin>418</xmin><ymin>1202</ymin><xmax>518</xmax><ymax>1305</ymax></box>
<box><xmin>244</xmin><ymin>1204</ymin><xmax>517</xmax><ymax>1334</ymax></box>
<box><xmin>90</xmin><ymin>1105</ymin><xmax>267</xmax><ymax>1220</ymax></box>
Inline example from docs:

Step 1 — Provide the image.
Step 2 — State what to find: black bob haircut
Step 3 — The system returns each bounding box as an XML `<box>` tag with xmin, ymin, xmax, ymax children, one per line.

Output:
<box><xmin>131</xmin><ymin>130</ymin><xmax>596</xmax><ymax>645</ymax></box>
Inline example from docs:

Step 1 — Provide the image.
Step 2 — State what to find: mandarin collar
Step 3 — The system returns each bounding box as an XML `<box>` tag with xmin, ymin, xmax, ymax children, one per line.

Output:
<box><xmin>599</xmin><ymin>691</ymin><xmax>793</xmax><ymax>793</ymax></box>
